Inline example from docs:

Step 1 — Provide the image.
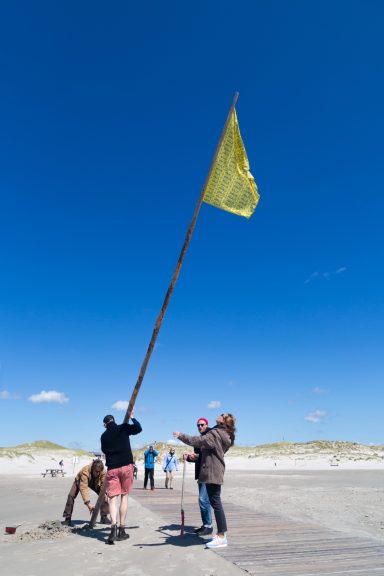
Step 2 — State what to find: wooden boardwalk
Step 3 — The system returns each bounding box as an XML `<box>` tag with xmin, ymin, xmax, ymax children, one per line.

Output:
<box><xmin>131</xmin><ymin>484</ymin><xmax>384</xmax><ymax>576</ymax></box>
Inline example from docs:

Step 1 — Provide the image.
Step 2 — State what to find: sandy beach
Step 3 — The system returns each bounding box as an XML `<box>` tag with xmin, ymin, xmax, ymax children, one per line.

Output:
<box><xmin>1</xmin><ymin>453</ymin><xmax>383</xmax><ymax>576</ymax></box>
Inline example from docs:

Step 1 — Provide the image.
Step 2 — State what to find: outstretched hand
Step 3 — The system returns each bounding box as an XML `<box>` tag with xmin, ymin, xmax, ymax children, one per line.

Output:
<box><xmin>173</xmin><ymin>431</ymin><xmax>180</xmax><ymax>439</ymax></box>
<box><xmin>184</xmin><ymin>452</ymin><xmax>197</xmax><ymax>461</ymax></box>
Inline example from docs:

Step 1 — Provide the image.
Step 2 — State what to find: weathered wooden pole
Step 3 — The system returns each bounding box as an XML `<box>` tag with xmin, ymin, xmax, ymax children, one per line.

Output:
<box><xmin>88</xmin><ymin>93</ymin><xmax>239</xmax><ymax>529</ymax></box>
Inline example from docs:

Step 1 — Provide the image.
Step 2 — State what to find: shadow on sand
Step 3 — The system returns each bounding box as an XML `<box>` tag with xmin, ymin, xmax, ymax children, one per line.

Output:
<box><xmin>73</xmin><ymin>522</ymin><xmax>140</xmax><ymax>543</ymax></box>
<box><xmin>132</xmin><ymin>524</ymin><xmax>209</xmax><ymax>549</ymax></box>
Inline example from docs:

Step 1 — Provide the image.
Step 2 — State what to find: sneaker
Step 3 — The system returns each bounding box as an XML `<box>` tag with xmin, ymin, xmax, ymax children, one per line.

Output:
<box><xmin>198</xmin><ymin>526</ymin><xmax>213</xmax><ymax>536</ymax></box>
<box><xmin>206</xmin><ymin>535</ymin><xmax>228</xmax><ymax>549</ymax></box>
<box><xmin>194</xmin><ymin>525</ymin><xmax>204</xmax><ymax>533</ymax></box>
<box><xmin>62</xmin><ymin>518</ymin><xmax>72</xmax><ymax>527</ymax></box>
<box><xmin>100</xmin><ymin>515</ymin><xmax>111</xmax><ymax>525</ymax></box>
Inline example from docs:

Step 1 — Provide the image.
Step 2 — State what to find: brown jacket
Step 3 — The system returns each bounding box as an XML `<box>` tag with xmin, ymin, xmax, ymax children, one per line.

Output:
<box><xmin>178</xmin><ymin>426</ymin><xmax>231</xmax><ymax>485</ymax></box>
<box><xmin>75</xmin><ymin>464</ymin><xmax>106</xmax><ymax>504</ymax></box>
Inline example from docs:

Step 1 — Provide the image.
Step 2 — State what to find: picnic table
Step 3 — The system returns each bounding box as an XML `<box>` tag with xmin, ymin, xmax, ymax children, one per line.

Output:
<box><xmin>41</xmin><ymin>468</ymin><xmax>66</xmax><ymax>478</ymax></box>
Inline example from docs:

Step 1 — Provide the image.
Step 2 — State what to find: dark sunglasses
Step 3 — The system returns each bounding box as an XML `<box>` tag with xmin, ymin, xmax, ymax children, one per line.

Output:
<box><xmin>197</xmin><ymin>423</ymin><xmax>206</xmax><ymax>427</ymax></box>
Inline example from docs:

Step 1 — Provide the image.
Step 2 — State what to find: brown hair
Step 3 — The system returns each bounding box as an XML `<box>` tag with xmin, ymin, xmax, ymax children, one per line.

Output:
<box><xmin>221</xmin><ymin>413</ymin><xmax>236</xmax><ymax>446</ymax></box>
<box><xmin>92</xmin><ymin>459</ymin><xmax>104</xmax><ymax>471</ymax></box>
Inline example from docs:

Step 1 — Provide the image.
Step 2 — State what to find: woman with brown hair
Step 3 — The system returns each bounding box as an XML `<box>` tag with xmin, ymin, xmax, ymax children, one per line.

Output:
<box><xmin>173</xmin><ymin>412</ymin><xmax>236</xmax><ymax>549</ymax></box>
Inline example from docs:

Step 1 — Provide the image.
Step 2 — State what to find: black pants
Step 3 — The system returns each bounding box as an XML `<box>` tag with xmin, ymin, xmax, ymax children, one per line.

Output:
<box><xmin>206</xmin><ymin>483</ymin><xmax>227</xmax><ymax>533</ymax></box>
<box><xmin>144</xmin><ymin>468</ymin><xmax>154</xmax><ymax>489</ymax></box>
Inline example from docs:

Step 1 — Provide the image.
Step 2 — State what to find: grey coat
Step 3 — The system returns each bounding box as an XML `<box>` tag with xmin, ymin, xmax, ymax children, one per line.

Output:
<box><xmin>178</xmin><ymin>426</ymin><xmax>231</xmax><ymax>485</ymax></box>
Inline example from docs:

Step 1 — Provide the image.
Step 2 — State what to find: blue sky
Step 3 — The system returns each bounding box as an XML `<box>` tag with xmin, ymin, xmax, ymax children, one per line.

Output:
<box><xmin>1</xmin><ymin>1</ymin><xmax>383</xmax><ymax>451</ymax></box>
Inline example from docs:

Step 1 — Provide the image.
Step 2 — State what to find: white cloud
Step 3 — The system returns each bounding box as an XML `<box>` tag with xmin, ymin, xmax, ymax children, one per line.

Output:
<box><xmin>305</xmin><ymin>267</ymin><xmax>347</xmax><ymax>283</ymax></box>
<box><xmin>112</xmin><ymin>400</ymin><xmax>129</xmax><ymax>411</ymax></box>
<box><xmin>28</xmin><ymin>390</ymin><xmax>69</xmax><ymax>404</ymax></box>
<box><xmin>208</xmin><ymin>400</ymin><xmax>221</xmax><ymax>409</ymax></box>
<box><xmin>0</xmin><ymin>390</ymin><xmax>20</xmax><ymax>400</ymax></box>
<box><xmin>304</xmin><ymin>271</ymin><xmax>319</xmax><ymax>284</ymax></box>
<box><xmin>305</xmin><ymin>409</ymin><xmax>327</xmax><ymax>423</ymax></box>
<box><xmin>312</xmin><ymin>386</ymin><xmax>328</xmax><ymax>395</ymax></box>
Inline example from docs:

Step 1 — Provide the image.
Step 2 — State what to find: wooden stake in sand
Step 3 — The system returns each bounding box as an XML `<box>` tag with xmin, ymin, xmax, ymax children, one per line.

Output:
<box><xmin>180</xmin><ymin>456</ymin><xmax>187</xmax><ymax>536</ymax></box>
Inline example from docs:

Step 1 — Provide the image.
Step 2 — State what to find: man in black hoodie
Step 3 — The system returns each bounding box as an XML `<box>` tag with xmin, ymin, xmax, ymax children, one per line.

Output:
<box><xmin>101</xmin><ymin>410</ymin><xmax>142</xmax><ymax>544</ymax></box>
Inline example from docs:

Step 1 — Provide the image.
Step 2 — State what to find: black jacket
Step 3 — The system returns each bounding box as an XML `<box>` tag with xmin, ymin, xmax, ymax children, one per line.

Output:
<box><xmin>101</xmin><ymin>419</ymin><xmax>142</xmax><ymax>470</ymax></box>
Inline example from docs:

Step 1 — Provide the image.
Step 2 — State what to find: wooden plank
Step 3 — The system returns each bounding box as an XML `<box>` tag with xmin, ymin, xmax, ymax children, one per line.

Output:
<box><xmin>131</xmin><ymin>483</ymin><xmax>384</xmax><ymax>576</ymax></box>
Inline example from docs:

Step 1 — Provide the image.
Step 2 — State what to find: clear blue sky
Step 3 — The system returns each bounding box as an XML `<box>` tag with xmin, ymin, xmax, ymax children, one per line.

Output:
<box><xmin>1</xmin><ymin>1</ymin><xmax>383</xmax><ymax>451</ymax></box>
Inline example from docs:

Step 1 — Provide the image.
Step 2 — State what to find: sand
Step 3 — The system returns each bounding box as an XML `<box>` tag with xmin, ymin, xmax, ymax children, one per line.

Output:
<box><xmin>1</xmin><ymin>456</ymin><xmax>383</xmax><ymax>575</ymax></box>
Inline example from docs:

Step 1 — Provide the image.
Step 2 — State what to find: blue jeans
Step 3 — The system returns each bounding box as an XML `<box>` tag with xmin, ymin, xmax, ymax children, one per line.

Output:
<box><xmin>198</xmin><ymin>482</ymin><xmax>212</xmax><ymax>526</ymax></box>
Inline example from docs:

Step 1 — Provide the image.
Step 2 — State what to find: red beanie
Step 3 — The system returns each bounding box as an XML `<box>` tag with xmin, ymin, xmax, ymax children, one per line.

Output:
<box><xmin>197</xmin><ymin>417</ymin><xmax>208</xmax><ymax>425</ymax></box>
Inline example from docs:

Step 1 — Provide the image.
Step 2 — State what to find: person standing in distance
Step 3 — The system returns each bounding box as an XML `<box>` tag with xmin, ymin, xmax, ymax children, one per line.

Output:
<box><xmin>101</xmin><ymin>411</ymin><xmax>142</xmax><ymax>544</ymax></box>
<box><xmin>143</xmin><ymin>445</ymin><xmax>158</xmax><ymax>490</ymax></box>
<box><xmin>185</xmin><ymin>417</ymin><xmax>213</xmax><ymax>535</ymax></box>
<box><xmin>174</xmin><ymin>413</ymin><xmax>236</xmax><ymax>549</ymax></box>
<box><xmin>163</xmin><ymin>447</ymin><xmax>178</xmax><ymax>489</ymax></box>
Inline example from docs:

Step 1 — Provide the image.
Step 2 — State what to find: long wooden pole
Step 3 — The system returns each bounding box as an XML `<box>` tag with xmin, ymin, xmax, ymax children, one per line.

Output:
<box><xmin>123</xmin><ymin>91</ymin><xmax>239</xmax><ymax>422</ymax></box>
<box><xmin>88</xmin><ymin>92</ymin><xmax>239</xmax><ymax>529</ymax></box>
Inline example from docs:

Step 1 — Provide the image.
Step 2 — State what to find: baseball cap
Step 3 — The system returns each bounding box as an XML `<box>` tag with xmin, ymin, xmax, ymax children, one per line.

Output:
<box><xmin>103</xmin><ymin>415</ymin><xmax>115</xmax><ymax>424</ymax></box>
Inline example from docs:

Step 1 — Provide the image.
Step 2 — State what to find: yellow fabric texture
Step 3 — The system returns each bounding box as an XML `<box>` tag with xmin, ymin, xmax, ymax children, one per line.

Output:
<box><xmin>203</xmin><ymin>109</ymin><xmax>260</xmax><ymax>218</ymax></box>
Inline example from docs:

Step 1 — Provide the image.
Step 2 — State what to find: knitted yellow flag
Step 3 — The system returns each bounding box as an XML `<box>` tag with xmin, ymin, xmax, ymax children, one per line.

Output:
<box><xmin>203</xmin><ymin>109</ymin><xmax>260</xmax><ymax>218</ymax></box>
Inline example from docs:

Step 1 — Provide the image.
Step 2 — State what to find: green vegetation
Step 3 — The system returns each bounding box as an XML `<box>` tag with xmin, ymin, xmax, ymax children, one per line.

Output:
<box><xmin>1</xmin><ymin>439</ymin><xmax>383</xmax><ymax>463</ymax></box>
<box><xmin>14</xmin><ymin>440</ymin><xmax>68</xmax><ymax>450</ymax></box>
<box><xmin>0</xmin><ymin>440</ymin><xmax>92</xmax><ymax>460</ymax></box>
<box><xmin>130</xmin><ymin>440</ymin><xmax>384</xmax><ymax>463</ymax></box>
<box><xmin>226</xmin><ymin>440</ymin><xmax>384</xmax><ymax>461</ymax></box>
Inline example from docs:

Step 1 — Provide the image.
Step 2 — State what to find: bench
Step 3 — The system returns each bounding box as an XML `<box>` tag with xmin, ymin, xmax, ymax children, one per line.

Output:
<box><xmin>41</xmin><ymin>469</ymin><xmax>66</xmax><ymax>478</ymax></box>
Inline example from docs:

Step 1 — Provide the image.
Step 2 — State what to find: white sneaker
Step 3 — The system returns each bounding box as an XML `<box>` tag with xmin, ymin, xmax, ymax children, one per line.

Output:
<box><xmin>205</xmin><ymin>534</ymin><xmax>227</xmax><ymax>548</ymax></box>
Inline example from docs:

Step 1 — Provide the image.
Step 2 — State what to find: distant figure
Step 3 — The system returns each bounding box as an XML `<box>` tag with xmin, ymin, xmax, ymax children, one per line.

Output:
<box><xmin>59</xmin><ymin>460</ymin><xmax>64</xmax><ymax>469</ymax></box>
<box><xmin>185</xmin><ymin>417</ymin><xmax>213</xmax><ymax>534</ymax></box>
<box><xmin>174</xmin><ymin>412</ymin><xmax>236</xmax><ymax>549</ymax></box>
<box><xmin>101</xmin><ymin>411</ymin><xmax>142</xmax><ymax>544</ymax></box>
<box><xmin>133</xmin><ymin>462</ymin><xmax>138</xmax><ymax>480</ymax></box>
<box><xmin>163</xmin><ymin>447</ymin><xmax>178</xmax><ymax>489</ymax></box>
<box><xmin>143</xmin><ymin>445</ymin><xmax>158</xmax><ymax>490</ymax></box>
<box><xmin>62</xmin><ymin>459</ymin><xmax>110</xmax><ymax>526</ymax></box>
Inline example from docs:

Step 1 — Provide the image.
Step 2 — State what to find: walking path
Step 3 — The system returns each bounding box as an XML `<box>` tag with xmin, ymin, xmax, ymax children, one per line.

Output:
<box><xmin>132</xmin><ymin>484</ymin><xmax>384</xmax><ymax>576</ymax></box>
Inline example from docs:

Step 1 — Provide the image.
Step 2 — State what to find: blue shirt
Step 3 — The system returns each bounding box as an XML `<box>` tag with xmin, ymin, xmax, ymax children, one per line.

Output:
<box><xmin>144</xmin><ymin>449</ymin><xmax>158</xmax><ymax>469</ymax></box>
<box><xmin>163</xmin><ymin>453</ymin><xmax>178</xmax><ymax>471</ymax></box>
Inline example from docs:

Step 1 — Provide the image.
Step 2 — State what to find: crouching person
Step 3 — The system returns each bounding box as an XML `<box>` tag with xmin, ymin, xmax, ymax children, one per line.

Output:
<box><xmin>62</xmin><ymin>459</ymin><xmax>110</xmax><ymax>526</ymax></box>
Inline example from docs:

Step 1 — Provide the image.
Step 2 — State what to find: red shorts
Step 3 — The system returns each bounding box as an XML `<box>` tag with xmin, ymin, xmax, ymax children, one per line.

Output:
<box><xmin>106</xmin><ymin>464</ymin><xmax>134</xmax><ymax>498</ymax></box>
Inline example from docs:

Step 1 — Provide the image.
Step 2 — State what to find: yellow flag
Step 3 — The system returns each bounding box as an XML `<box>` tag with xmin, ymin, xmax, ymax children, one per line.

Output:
<box><xmin>203</xmin><ymin>109</ymin><xmax>260</xmax><ymax>218</ymax></box>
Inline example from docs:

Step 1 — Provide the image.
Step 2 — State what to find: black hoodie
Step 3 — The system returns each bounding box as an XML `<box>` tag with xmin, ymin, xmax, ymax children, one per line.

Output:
<box><xmin>101</xmin><ymin>418</ymin><xmax>142</xmax><ymax>470</ymax></box>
